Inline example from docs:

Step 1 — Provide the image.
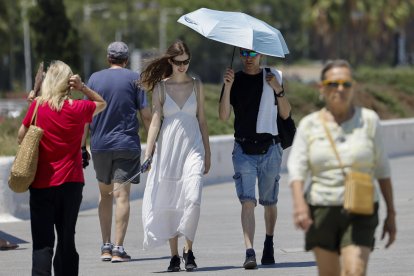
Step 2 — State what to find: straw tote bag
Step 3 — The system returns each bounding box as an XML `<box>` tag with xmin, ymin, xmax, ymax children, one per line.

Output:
<box><xmin>8</xmin><ymin>101</ymin><xmax>43</xmax><ymax>193</ymax></box>
<box><xmin>320</xmin><ymin>112</ymin><xmax>374</xmax><ymax>215</ymax></box>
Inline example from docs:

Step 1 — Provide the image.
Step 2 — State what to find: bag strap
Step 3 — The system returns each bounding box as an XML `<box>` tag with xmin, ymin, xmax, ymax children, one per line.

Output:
<box><xmin>30</xmin><ymin>100</ymin><xmax>41</xmax><ymax>126</ymax></box>
<box><xmin>319</xmin><ymin>111</ymin><xmax>347</xmax><ymax>177</ymax></box>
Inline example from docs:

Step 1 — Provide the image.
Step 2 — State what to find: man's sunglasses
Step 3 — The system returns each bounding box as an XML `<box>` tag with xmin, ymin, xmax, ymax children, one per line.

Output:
<box><xmin>240</xmin><ymin>50</ymin><xmax>258</xmax><ymax>58</ymax></box>
<box><xmin>322</xmin><ymin>79</ymin><xmax>353</xmax><ymax>89</ymax></box>
<box><xmin>171</xmin><ymin>58</ymin><xmax>191</xmax><ymax>66</ymax></box>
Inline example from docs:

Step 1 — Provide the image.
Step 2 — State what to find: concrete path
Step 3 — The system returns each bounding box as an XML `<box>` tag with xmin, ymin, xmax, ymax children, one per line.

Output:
<box><xmin>1</xmin><ymin>155</ymin><xmax>413</xmax><ymax>275</ymax></box>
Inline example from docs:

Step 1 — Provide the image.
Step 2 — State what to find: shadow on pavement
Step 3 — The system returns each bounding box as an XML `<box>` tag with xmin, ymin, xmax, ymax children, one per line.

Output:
<box><xmin>260</xmin><ymin>261</ymin><xmax>317</xmax><ymax>269</ymax></box>
<box><xmin>0</xmin><ymin>230</ymin><xmax>29</xmax><ymax>244</ymax></box>
<box><xmin>152</xmin><ymin>265</ymin><xmax>240</xmax><ymax>273</ymax></box>
<box><xmin>129</xmin><ymin>256</ymin><xmax>171</xmax><ymax>262</ymax></box>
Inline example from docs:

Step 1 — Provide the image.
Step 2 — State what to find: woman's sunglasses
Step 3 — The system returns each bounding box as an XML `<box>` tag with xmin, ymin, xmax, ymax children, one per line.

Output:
<box><xmin>171</xmin><ymin>58</ymin><xmax>191</xmax><ymax>66</ymax></box>
<box><xmin>240</xmin><ymin>50</ymin><xmax>258</xmax><ymax>57</ymax></box>
<box><xmin>322</xmin><ymin>79</ymin><xmax>353</xmax><ymax>89</ymax></box>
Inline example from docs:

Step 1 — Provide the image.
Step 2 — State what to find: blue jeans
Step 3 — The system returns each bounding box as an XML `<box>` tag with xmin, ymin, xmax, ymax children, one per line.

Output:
<box><xmin>232</xmin><ymin>141</ymin><xmax>282</xmax><ymax>206</ymax></box>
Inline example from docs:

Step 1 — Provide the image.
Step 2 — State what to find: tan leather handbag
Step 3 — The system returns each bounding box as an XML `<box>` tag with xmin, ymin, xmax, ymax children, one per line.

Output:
<box><xmin>320</xmin><ymin>111</ymin><xmax>374</xmax><ymax>215</ymax></box>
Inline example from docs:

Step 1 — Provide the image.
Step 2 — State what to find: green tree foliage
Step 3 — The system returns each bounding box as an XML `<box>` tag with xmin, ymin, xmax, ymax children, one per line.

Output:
<box><xmin>29</xmin><ymin>0</ymin><xmax>81</xmax><ymax>72</ymax></box>
<box><xmin>306</xmin><ymin>0</ymin><xmax>414</xmax><ymax>64</ymax></box>
<box><xmin>1</xmin><ymin>0</ymin><xmax>413</xmax><ymax>93</ymax></box>
<box><xmin>0</xmin><ymin>0</ymin><xmax>22</xmax><ymax>92</ymax></box>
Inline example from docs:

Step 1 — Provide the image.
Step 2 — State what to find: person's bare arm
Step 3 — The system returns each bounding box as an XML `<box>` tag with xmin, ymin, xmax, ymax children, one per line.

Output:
<box><xmin>218</xmin><ymin>68</ymin><xmax>234</xmax><ymax>121</ymax></box>
<box><xmin>144</xmin><ymin>85</ymin><xmax>162</xmax><ymax>161</ymax></box>
<box><xmin>378</xmin><ymin>178</ymin><xmax>397</xmax><ymax>248</ymax></box>
<box><xmin>139</xmin><ymin>106</ymin><xmax>152</xmax><ymax>134</ymax></box>
<box><xmin>17</xmin><ymin>125</ymin><xmax>29</xmax><ymax>145</ymax></box>
<box><xmin>265</xmin><ymin>72</ymin><xmax>291</xmax><ymax>119</ymax></box>
<box><xmin>196</xmin><ymin>80</ymin><xmax>211</xmax><ymax>174</ymax></box>
<box><xmin>26</xmin><ymin>62</ymin><xmax>45</xmax><ymax>104</ymax></box>
<box><xmin>290</xmin><ymin>180</ymin><xmax>313</xmax><ymax>231</ymax></box>
<box><xmin>69</xmin><ymin>74</ymin><xmax>107</xmax><ymax>116</ymax></box>
<box><xmin>275</xmin><ymin>94</ymin><xmax>291</xmax><ymax>119</ymax></box>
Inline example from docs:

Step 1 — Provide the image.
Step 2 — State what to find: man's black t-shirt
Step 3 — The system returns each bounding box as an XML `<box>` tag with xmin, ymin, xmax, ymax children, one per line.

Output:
<box><xmin>230</xmin><ymin>70</ymin><xmax>274</xmax><ymax>141</ymax></box>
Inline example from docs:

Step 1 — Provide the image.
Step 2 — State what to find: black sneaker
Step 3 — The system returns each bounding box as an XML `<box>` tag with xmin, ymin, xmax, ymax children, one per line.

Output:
<box><xmin>167</xmin><ymin>255</ymin><xmax>181</xmax><ymax>272</ymax></box>
<box><xmin>261</xmin><ymin>243</ymin><xmax>275</xmax><ymax>265</ymax></box>
<box><xmin>183</xmin><ymin>249</ymin><xmax>197</xmax><ymax>271</ymax></box>
<box><xmin>243</xmin><ymin>255</ymin><xmax>257</xmax><ymax>269</ymax></box>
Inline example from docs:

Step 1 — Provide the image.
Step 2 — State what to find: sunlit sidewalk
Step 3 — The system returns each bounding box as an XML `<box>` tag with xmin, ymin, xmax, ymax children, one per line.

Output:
<box><xmin>1</xmin><ymin>155</ymin><xmax>413</xmax><ymax>275</ymax></box>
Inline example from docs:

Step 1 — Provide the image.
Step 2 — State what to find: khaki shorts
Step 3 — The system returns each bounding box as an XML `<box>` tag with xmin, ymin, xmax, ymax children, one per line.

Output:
<box><xmin>305</xmin><ymin>204</ymin><xmax>379</xmax><ymax>253</ymax></box>
<box><xmin>92</xmin><ymin>150</ymin><xmax>141</xmax><ymax>185</ymax></box>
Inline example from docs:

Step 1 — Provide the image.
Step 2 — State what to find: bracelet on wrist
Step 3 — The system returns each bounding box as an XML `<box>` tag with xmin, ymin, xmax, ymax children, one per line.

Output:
<box><xmin>81</xmin><ymin>82</ymin><xmax>86</xmax><ymax>92</ymax></box>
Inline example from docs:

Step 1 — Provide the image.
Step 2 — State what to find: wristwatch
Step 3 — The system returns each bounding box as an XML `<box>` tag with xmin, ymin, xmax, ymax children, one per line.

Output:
<box><xmin>274</xmin><ymin>88</ymin><xmax>285</xmax><ymax>97</ymax></box>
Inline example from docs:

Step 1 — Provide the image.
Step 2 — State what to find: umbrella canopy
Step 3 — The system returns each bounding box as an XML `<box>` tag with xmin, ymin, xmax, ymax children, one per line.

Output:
<box><xmin>177</xmin><ymin>8</ymin><xmax>289</xmax><ymax>58</ymax></box>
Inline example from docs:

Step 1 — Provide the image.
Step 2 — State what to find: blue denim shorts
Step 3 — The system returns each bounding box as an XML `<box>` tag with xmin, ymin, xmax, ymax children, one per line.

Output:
<box><xmin>232</xmin><ymin>141</ymin><xmax>283</xmax><ymax>206</ymax></box>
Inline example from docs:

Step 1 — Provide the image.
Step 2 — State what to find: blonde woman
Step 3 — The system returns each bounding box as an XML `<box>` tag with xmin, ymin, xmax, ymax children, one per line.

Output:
<box><xmin>140</xmin><ymin>40</ymin><xmax>211</xmax><ymax>272</ymax></box>
<box><xmin>18</xmin><ymin>60</ymin><xmax>106</xmax><ymax>276</ymax></box>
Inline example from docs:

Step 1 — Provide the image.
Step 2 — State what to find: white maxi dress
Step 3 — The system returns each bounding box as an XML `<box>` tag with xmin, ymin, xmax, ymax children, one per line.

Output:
<box><xmin>142</xmin><ymin>80</ymin><xmax>205</xmax><ymax>249</ymax></box>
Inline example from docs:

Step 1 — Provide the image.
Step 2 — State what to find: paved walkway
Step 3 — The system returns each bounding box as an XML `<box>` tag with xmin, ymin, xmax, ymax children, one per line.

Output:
<box><xmin>1</xmin><ymin>155</ymin><xmax>413</xmax><ymax>275</ymax></box>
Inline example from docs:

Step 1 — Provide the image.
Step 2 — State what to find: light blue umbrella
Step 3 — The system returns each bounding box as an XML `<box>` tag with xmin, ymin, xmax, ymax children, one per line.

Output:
<box><xmin>177</xmin><ymin>8</ymin><xmax>290</xmax><ymax>59</ymax></box>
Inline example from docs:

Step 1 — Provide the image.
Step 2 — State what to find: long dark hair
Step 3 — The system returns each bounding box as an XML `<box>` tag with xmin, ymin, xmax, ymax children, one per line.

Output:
<box><xmin>140</xmin><ymin>40</ymin><xmax>191</xmax><ymax>91</ymax></box>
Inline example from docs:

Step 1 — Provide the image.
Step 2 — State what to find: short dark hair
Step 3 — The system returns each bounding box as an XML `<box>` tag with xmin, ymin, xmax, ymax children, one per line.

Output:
<box><xmin>321</xmin><ymin>59</ymin><xmax>352</xmax><ymax>80</ymax></box>
<box><xmin>108</xmin><ymin>57</ymin><xmax>128</xmax><ymax>65</ymax></box>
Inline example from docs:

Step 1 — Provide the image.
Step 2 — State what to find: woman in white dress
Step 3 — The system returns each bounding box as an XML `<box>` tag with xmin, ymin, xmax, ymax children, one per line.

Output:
<box><xmin>140</xmin><ymin>40</ymin><xmax>211</xmax><ymax>272</ymax></box>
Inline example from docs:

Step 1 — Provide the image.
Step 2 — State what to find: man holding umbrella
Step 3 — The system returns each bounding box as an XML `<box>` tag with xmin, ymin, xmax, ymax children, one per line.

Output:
<box><xmin>219</xmin><ymin>48</ymin><xmax>292</xmax><ymax>269</ymax></box>
<box><xmin>178</xmin><ymin>7</ymin><xmax>292</xmax><ymax>269</ymax></box>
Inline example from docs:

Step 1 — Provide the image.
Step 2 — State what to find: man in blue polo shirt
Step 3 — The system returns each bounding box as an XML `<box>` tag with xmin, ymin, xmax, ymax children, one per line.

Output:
<box><xmin>82</xmin><ymin>41</ymin><xmax>151</xmax><ymax>263</ymax></box>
